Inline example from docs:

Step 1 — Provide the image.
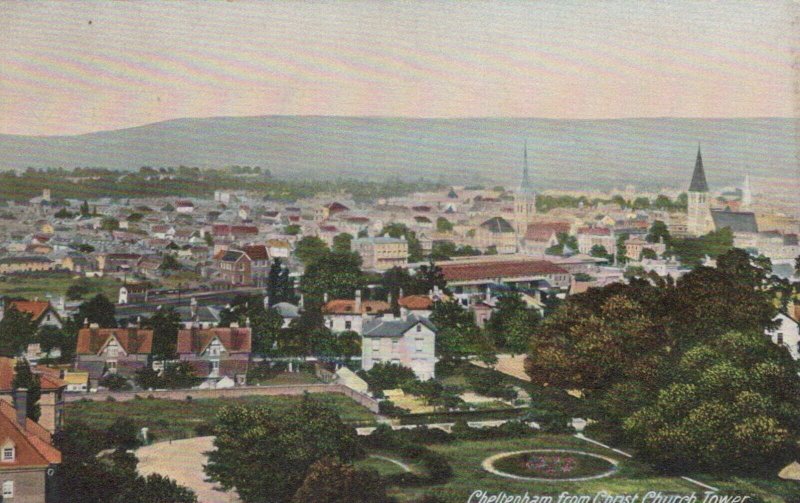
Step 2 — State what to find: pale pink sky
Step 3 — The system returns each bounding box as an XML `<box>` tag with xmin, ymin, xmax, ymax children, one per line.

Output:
<box><xmin>0</xmin><ymin>1</ymin><xmax>796</xmax><ymax>136</ymax></box>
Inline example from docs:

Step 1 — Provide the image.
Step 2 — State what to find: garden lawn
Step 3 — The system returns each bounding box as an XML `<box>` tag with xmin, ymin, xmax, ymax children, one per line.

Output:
<box><xmin>388</xmin><ymin>435</ymin><xmax>708</xmax><ymax>503</ymax></box>
<box><xmin>0</xmin><ymin>274</ymin><xmax>122</xmax><ymax>301</ymax></box>
<box><xmin>66</xmin><ymin>393</ymin><xmax>377</xmax><ymax>441</ymax></box>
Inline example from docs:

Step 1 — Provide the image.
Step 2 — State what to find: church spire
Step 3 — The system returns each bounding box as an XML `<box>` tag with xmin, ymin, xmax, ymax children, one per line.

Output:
<box><xmin>688</xmin><ymin>144</ymin><xmax>709</xmax><ymax>193</ymax></box>
<box><xmin>519</xmin><ymin>140</ymin><xmax>533</xmax><ymax>194</ymax></box>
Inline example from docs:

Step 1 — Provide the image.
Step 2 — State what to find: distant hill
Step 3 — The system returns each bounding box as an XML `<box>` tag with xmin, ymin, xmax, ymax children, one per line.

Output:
<box><xmin>0</xmin><ymin>116</ymin><xmax>796</xmax><ymax>191</ymax></box>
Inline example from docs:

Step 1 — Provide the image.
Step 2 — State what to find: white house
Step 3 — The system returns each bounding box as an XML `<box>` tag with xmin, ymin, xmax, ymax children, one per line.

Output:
<box><xmin>767</xmin><ymin>313</ymin><xmax>800</xmax><ymax>360</ymax></box>
<box><xmin>361</xmin><ymin>313</ymin><xmax>437</xmax><ymax>380</ymax></box>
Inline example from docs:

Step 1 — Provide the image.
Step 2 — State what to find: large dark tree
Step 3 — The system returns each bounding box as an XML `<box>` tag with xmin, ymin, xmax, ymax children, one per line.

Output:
<box><xmin>205</xmin><ymin>396</ymin><xmax>363</xmax><ymax>503</ymax></box>
<box><xmin>0</xmin><ymin>307</ymin><xmax>36</xmax><ymax>357</ymax></box>
<box><xmin>143</xmin><ymin>307</ymin><xmax>180</xmax><ymax>359</ymax></box>
<box><xmin>12</xmin><ymin>359</ymin><xmax>41</xmax><ymax>421</ymax></box>
<box><xmin>291</xmin><ymin>457</ymin><xmax>388</xmax><ymax>503</ymax></box>
<box><xmin>77</xmin><ymin>294</ymin><xmax>117</xmax><ymax>328</ymax></box>
<box><xmin>300</xmin><ymin>251</ymin><xmax>366</xmax><ymax>302</ymax></box>
<box><xmin>294</xmin><ymin>236</ymin><xmax>329</xmax><ymax>265</ymax></box>
<box><xmin>485</xmin><ymin>293</ymin><xmax>540</xmax><ymax>355</ymax></box>
<box><xmin>624</xmin><ymin>331</ymin><xmax>800</xmax><ymax>474</ymax></box>
<box><xmin>266</xmin><ymin>258</ymin><xmax>294</xmax><ymax>306</ymax></box>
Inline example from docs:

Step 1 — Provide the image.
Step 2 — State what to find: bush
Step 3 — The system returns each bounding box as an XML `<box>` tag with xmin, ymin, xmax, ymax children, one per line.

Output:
<box><xmin>378</xmin><ymin>400</ymin><xmax>409</xmax><ymax>416</ymax></box>
<box><xmin>531</xmin><ymin>409</ymin><xmax>575</xmax><ymax>434</ymax></box>
<box><xmin>195</xmin><ymin>422</ymin><xmax>215</xmax><ymax>437</ymax></box>
<box><xmin>463</xmin><ymin>366</ymin><xmax>517</xmax><ymax>401</ymax></box>
<box><xmin>101</xmin><ymin>374</ymin><xmax>131</xmax><ymax>391</ymax></box>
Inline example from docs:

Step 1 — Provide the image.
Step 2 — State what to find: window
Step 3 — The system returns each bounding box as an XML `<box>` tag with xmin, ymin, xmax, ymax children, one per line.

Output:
<box><xmin>372</xmin><ymin>339</ymin><xmax>380</xmax><ymax>352</ymax></box>
<box><xmin>777</xmin><ymin>334</ymin><xmax>784</xmax><ymax>345</ymax></box>
<box><xmin>415</xmin><ymin>337</ymin><xmax>424</xmax><ymax>353</ymax></box>
<box><xmin>391</xmin><ymin>339</ymin><xmax>398</xmax><ymax>352</ymax></box>
<box><xmin>212</xmin><ymin>360</ymin><xmax>220</xmax><ymax>372</ymax></box>
<box><xmin>416</xmin><ymin>324</ymin><xmax>422</xmax><ymax>332</ymax></box>
<box><xmin>2</xmin><ymin>446</ymin><xmax>13</xmax><ymax>462</ymax></box>
<box><xmin>2</xmin><ymin>480</ymin><xmax>12</xmax><ymax>497</ymax></box>
<box><xmin>345</xmin><ymin>321</ymin><xmax>352</xmax><ymax>330</ymax></box>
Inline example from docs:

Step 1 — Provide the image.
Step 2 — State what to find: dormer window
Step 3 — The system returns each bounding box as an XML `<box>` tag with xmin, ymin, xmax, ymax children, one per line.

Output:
<box><xmin>2</xmin><ymin>441</ymin><xmax>15</xmax><ymax>462</ymax></box>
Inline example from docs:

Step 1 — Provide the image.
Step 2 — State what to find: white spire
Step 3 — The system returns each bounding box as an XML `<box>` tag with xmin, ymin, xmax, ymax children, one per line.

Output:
<box><xmin>742</xmin><ymin>175</ymin><xmax>752</xmax><ymax>208</ymax></box>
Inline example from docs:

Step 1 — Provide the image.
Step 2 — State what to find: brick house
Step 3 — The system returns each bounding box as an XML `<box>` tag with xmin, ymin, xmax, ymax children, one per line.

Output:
<box><xmin>176</xmin><ymin>327</ymin><xmax>251</xmax><ymax>387</ymax></box>
<box><xmin>75</xmin><ymin>326</ymin><xmax>153</xmax><ymax>388</ymax></box>
<box><xmin>0</xmin><ymin>358</ymin><xmax>65</xmax><ymax>434</ymax></box>
<box><xmin>0</xmin><ymin>396</ymin><xmax>61</xmax><ymax>503</ymax></box>
<box><xmin>214</xmin><ymin>250</ymin><xmax>252</xmax><ymax>286</ymax></box>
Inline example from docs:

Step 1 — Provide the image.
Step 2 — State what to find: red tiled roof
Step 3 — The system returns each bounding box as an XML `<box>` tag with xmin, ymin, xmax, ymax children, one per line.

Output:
<box><xmin>8</xmin><ymin>301</ymin><xmax>53</xmax><ymax>322</ymax></box>
<box><xmin>524</xmin><ymin>222</ymin><xmax>570</xmax><ymax>241</ymax></box>
<box><xmin>242</xmin><ymin>245</ymin><xmax>269</xmax><ymax>261</ymax></box>
<box><xmin>231</xmin><ymin>225</ymin><xmax>258</xmax><ymax>235</ymax></box>
<box><xmin>438</xmin><ymin>260</ymin><xmax>569</xmax><ymax>282</ymax></box>
<box><xmin>322</xmin><ymin>300</ymin><xmax>390</xmax><ymax>315</ymax></box>
<box><xmin>327</xmin><ymin>202</ymin><xmax>350</xmax><ymax>213</ymax></box>
<box><xmin>398</xmin><ymin>295</ymin><xmax>433</xmax><ymax>310</ymax></box>
<box><xmin>0</xmin><ymin>401</ymin><xmax>60</xmax><ymax>466</ymax></box>
<box><xmin>578</xmin><ymin>227</ymin><xmax>611</xmax><ymax>236</ymax></box>
<box><xmin>176</xmin><ymin>328</ymin><xmax>252</xmax><ymax>355</ymax></box>
<box><xmin>76</xmin><ymin>328</ymin><xmax>153</xmax><ymax>355</ymax></box>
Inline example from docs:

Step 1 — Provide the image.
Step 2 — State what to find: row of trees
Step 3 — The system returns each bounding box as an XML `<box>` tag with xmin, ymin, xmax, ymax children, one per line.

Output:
<box><xmin>525</xmin><ymin>248</ymin><xmax>800</xmax><ymax>474</ymax></box>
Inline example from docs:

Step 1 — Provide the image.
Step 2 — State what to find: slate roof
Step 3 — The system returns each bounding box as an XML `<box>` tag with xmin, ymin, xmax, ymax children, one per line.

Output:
<box><xmin>272</xmin><ymin>302</ymin><xmax>300</xmax><ymax>319</ymax></box>
<box><xmin>711</xmin><ymin>210</ymin><xmax>758</xmax><ymax>233</ymax></box>
<box><xmin>362</xmin><ymin>314</ymin><xmax>437</xmax><ymax>338</ymax></box>
<box><xmin>242</xmin><ymin>245</ymin><xmax>269</xmax><ymax>260</ymax></box>
<box><xmin>480</xmin><ymin>217</ymin><xmax>514</xmax><ymax>234</ymax></box>
<box><xmin>689</xmin><ymin>146</ymin><xmax>709</xmax><ymax>192</ymax></box>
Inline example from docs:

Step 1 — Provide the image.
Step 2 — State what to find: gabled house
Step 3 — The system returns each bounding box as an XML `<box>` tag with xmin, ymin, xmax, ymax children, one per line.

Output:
<box><xmin>361</xmin><ymin>313</ymin><xmax>437</xmax><ymax>380</ymax></box>
<box><xmin>75</xmin><ymin>326</ymin><xmax>153</xmax><ymax>387</ymax></box>
<box><xmin>6</xmin><ymin>301</ymin><xmax>62</xmax><ymax>330</ymax></box>
<box><xmin>214</xmin><ymin>249</ymin><xmax>252</xmax><ymax>286</ymax></box>
<box><xmin>176</xmin><ymin>327</ymin><xmax>251</xmax><ymax>387</ymax></box>
<box><xmin>0</xmin><ymin>397</ymin><xmax>61</xmax><ymax>503</ymax></box>
<box><xmin>767</xmin><ymin>312</ymin><xmax>800</xmax><ymax>360</ymax></box>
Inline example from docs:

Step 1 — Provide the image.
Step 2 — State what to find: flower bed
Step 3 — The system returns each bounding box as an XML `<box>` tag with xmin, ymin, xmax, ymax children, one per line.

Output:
<box><xmin>486</xmin><ymin>449</ymin><xmax>617</xmax><ymax>481</ymax></box>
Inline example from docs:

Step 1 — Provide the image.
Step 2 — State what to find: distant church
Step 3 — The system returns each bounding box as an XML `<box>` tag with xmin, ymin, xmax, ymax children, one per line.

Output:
<box><xmin>686</xmin><ymin>145</ymin><xmax>758</xmax><ymax>237</ymax></box>
<box><xmin>514</xmin><ymin>141</ymin><xmax>536</xmax><ymax>237</ymax></box>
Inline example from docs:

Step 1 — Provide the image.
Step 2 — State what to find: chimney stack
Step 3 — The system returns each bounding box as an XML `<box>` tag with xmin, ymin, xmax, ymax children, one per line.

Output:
<box><xmin>355</xmin><ymin>289</ymin><xmax>362</xmax><ymax>313</ymax></box>
<box><xmin>323</xmin><ymin>292</ymin><xmax>329</xmax><ymax>303</ymax></box>
<box><xmin>13</xmin><ymin>388</ymin><xmax>27</xmax><ymax>430</ymax></box>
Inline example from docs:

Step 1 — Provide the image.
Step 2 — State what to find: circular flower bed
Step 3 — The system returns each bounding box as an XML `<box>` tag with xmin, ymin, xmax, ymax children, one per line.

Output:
<box><xmin>483</xmin><ymin>449</ymin><xmax>618</xmax><ymax>482</ymax></box>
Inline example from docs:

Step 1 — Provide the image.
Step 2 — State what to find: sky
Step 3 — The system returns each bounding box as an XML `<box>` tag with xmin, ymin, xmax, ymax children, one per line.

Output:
<box><xmin>0</xmin><ymin>1</ymin><xmax>796</xmax><ymax>136</ymax></box>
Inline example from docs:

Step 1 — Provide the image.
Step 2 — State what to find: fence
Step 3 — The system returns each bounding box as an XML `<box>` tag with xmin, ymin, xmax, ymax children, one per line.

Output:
<box><xmin>64</xmin><ymin>383</ymin><xmax>380</xmax><ymax>413</ymax></box>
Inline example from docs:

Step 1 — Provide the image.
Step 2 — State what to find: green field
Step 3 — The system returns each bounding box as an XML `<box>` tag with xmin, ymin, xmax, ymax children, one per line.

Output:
<box><xmin>386</xmin><ymin>435</ymin><xmax>794</xmax><ymax>503</ymax></box>
<box><xmin>66</xmin><ymin>393</ymin><xmax>377</xmax><ymax>441</ymax></box>
<box><xmin>0</xmin><ymin>274</ymin><xmax>121</xmax><ymax>301</ymax></box>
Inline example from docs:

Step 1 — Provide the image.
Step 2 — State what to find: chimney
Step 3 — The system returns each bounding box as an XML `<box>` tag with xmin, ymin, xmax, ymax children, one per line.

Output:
<box><xmin>299</xmin><ymin>294</ymin><xmax>305</xmax><ymax>309</ymax></box>
<box><xmin>264</xmin><ymin>295</ymin><xmax>270</xmax><ymax>309</ymax></box>
<box><xmin>399</xmin><ymin>288</ymin><xmax>404</xmax><ymax>300</ymax></box>
<box><xmin>13</xmin><ymin>388</ymin><xmax>27</xmax><ymax>430</ymax></box>
<box><xmin>323</xmin><ymin>292</ymin><xmax>329</xmax><ymax>303</ymax></box>
<box><xmin>84</xmin><ymin>318</ymin><xmax>89</xmax><ymax>328</ymax></box>
<box><xmin>355</xmin><ymin>290</ymin><xmax>362</xmax><ymax>313</ymax></box>
<box><xmin>387</xmin><ymin>292</ymin><xmax>393</xmax><ymax>306</ymax></box>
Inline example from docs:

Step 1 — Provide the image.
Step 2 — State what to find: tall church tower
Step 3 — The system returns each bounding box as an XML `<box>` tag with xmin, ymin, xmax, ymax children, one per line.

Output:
<box><xmin>514</xmin><ymin>140</ymin><xmax>536</xmax><ymax>237</ymax></box>
<box><xmin>687</xmin><ymin>145</ymin><xmax>713</xmax><ymax>236</ymax></box>
<box><xmin>741</xmin><ymin>175</ymin><xmax>752</xmax><ymax>209</ymax></box>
